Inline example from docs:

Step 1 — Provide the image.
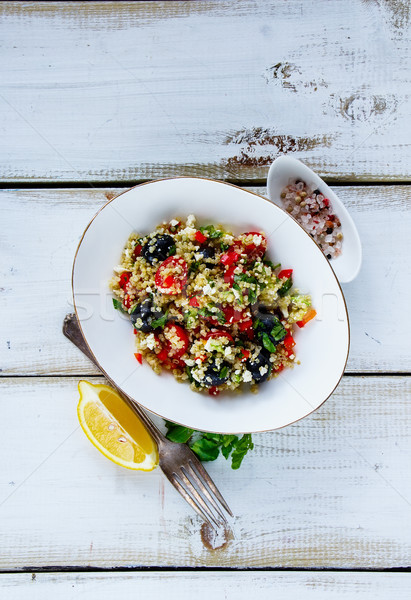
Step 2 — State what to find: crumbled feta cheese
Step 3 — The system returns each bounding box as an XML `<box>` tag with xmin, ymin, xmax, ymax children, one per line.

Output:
<box><xmin>145</xmin><ymin>333</ymin><xmax>156</xmax><ymax>350</ymax></box>
<box><xmin>192</xmin><ymin>370</ymin><xmax>201</xmax><ymax>382</ymax></box>
<box><xmin>113</xmin><ymin>265</ymin><xmax>127</xmax><ymax>274</ymax></box>
<box><xmin>253</xmin><ymin>234</ymin><xmax>262</xmax><ymax>246</ymax></box>
<box><xmin>259</xmin><ymin>365</ymin><xmax>268</xmax><ymax>375</ymax></box>
<box><xmin>204</xmin><ymin>338</ymin><xmax>212</xmax><ymax>352</ymax></box>
<box><xmin>170</xmin><ymin>219</ymin><xmax>179</xmax><ymax>226</ymax></box>
<box><xmin>186</xmin><ymin>214</ymin><xmax>196</xmax><ymax>227</ymax></box>
<box><xmin>224</xmin><ymin>346</ymin><xmax>232</xmax><ymax>357</ymax></box>
<box><xmin>243</xmin><ymin>370</ymin><xmax>252</xmax><ymax>382</ymax></box>
<box><xmin>235</xmin><ymin>369</ymin><xmax>241</xmax><ymax>375</ymax></box>
<box><xmin>145</xmin><ymin>286</ymin><xmax>152</xmax><ymax>293</ymax></box>
<box><xmin>180</xmin><ymin>226</ymin><xmax>197</xmax><ymax>238</ymax></box>
<box><xmin>203</xmin><ymin>284</ymin><xmax>213</xmax><ymax>296</ymax></box>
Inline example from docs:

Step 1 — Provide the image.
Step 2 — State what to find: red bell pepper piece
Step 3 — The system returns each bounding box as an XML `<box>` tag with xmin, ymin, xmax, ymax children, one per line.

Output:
<box><xmin>194</xmin><ymin>230</ymin><xmax>207</xmax><ymax>244</ymax></box>
<box><xmin>283</xmin><ymin>334</ymin><xmax>296</xmax><ymax>350</ymax></box>
<box><xmin>278</xmin><ymin>269</ymin><xmax>293</xmax><ymax>279</ymax></box>
<box><xmin>134</xmin><ymin>352</ymin><xmax>143</xmax><ymax>364</ymax></box>
<box><xmin>220</xmin><ymin>249</ymin><xmax>240</xmax><ymax>267</ymax></box>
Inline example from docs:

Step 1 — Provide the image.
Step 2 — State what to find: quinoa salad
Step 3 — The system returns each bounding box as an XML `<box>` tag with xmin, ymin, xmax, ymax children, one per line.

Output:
<box><xmin>110</xmin><ymin>215</ymin><xmax>316</xmax><ymax>396</ymax></box>
<box><xmin>281</xmin><ymin>180</ymin><xmax>343</xmax><ymax>260</ymax></box>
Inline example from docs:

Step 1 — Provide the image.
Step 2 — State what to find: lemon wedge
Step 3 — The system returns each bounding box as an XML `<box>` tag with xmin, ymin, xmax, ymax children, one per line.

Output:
<box><xmin>77</xmin><ymin>380</ymin><xmax>158</xmax><ymax>471</ymax></box>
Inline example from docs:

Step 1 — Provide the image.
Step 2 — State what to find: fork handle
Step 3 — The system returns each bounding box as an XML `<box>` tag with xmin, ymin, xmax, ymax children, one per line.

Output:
<box><xmin>63</xmin><ymin>314</ymin><xmax>166</xmax><ymax>447</ymax></box>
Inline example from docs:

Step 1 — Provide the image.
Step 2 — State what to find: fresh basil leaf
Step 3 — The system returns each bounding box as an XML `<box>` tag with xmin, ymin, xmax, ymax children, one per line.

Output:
<box><xmin>278</xmin><ymin>277</ymin><xmax>293</xmax><ymax>297</ymax></box>
<box><xmin>271</xmin><ymin>321</ymin><xmax>286</xmax><ymax>342</ymax></box>
<box><xmin>151</xmin><ymin>311</ymin><xmax>168</xmax><ymax>329</ymax></box>
<box><xmin>262</xmin><ymin>332</ymin><xmax>277</xmax><ymax>353</ymax></box>
<box><xmin>232</xmin><ymin>282</ymin><xmax>241</xmax><ymax>293</ymax></box>
<box><xmin>112</xmin><ymin>298</ymin><xmax>126</xmax><ymax>313</ymax></box>
<box><xmin>166</xmin><ymin>425</ymin><xmax>194</xmax><ymax>444</ymax></box>
<box><xmin>231</xmin><ymin>433</ymin><xmax>254</xmax><ymax>470</ymax></box>
<box><xmin>219</xmin><ymin>366</ymin><xmax>229</xmax><ymax>379</ymax></box>
<box><xmin>190</xmin><ymin>438</ymin><xmax>220</xmax><ymax>462</ymax></box>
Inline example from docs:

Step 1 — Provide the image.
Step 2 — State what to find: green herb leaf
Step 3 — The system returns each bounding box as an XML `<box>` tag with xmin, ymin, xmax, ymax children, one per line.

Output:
<box><xmin>112</xmin><ymin>298</ymin><xmax>126</xmax><ymax>313</ymax></box>
<box><xmin>271</xmin><ymin>321</ymin><xmax>286</xmax><ymax>342</ymax></box>
<box><xmin>278</xmin><ymin>277</ymin><xmax>293</xmax><ymax>297</ymax></box>
<box><xmin>220</xmin><ymin>241</ymin><xmax>230</xmax><ymax>252</ymax></box>
<box><xmin>262</xmin><ymin>332</ymin><xmax>277</xmax><ymax>353</ymax></box>
<box><xmin>200</xmin><ymin>225</ymin><xmax>223</xmax><ymax>239</ymax></box>
<box><xmin>231</xmin><ymin>434</ymin><xmax>254</xmax><ymax>470</ymax></box>
<box><xmin>248</xmin><ymin>288</ymin><xmax>257</xmax><ymax>304</ymax></box>
<box><xmin>198</xmin><ymin>306</ymin><xmax>226</xmax><ymax>324</ymax></box>
<box><xmin>151</xmin><ymin>311</ymin><xmax>168</xmax><ymax>329</ymax></box>
<box><xmin>263</xmin><ymin>259</ymin><xmax>281</xmax><ymax>270</ymax></box>
<box><xmin>167</xmin><ymin>244</ymin><xmax>176</xmax><ymax>257</ymax></box>
<box><xmin>166</xmin><ymin>425</ymin><xmax>194</xmax><ymax>444</ymax></box>
<box><xmin>232</xmin><ymin>282</ymin><xmax>241</xmax><ymax>293</ymax></box>
<box><xmin>253</xmin><ymin>318</ymin><xmax>262</xmax><ymax>330</ymax></box>
<box><xmin>221</xmin><ymin>435</ymin><xmax>238</xmax><ymax>459</ymax></box>
<box><xmin>190</xmin><ymin>438</ymin><xmax>220</xmax><ymax>462</ymax></box>
<box><xmin>219</xmin><ymin>366</ymin><xmax>229</xmax><ymax>379</ymax></box>
<box><xmin>188</xmin><ymin>261</ymin><xmax>200</xmax><ymax>275</ymax></box>
<box><xmin>234</xmin><ymin>273</ymin><xmax>258</xmax><ymax>285</ymax></box>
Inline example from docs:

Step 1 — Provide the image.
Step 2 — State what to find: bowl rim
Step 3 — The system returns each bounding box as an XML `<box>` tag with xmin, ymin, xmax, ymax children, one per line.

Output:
<box><xmin>71</xmin><ymin>176</ymin><xmax>350</xmax><ymax>434</ymax></box>
<box><xmin>267</xmin><ymin>155</ymin><xmax>363</xmax><ymax>283</ymax></box>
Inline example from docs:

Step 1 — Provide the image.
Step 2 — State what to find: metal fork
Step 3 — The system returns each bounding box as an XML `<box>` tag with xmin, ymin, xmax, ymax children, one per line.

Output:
<box><xmin>63</xmin><ymin>314</ymin><xmax>233</xmax><ymax>530</ymax></box>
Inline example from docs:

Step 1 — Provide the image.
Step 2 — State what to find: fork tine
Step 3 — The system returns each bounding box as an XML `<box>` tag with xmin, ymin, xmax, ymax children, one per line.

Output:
<box><xmin>171</xmin><ymin>473</ymin><xmax>220</xmax><ymax>529</ymax></box>
<box><xmin>189</xmin><ymin>458</ymin><xmax>233</xmax><ymax>517</ymax></box>
<box><xmin>174</xmin><ymin>471</ymin><xmax>222</xmax><ymax>529</ymax></box>
<box><xmin>182</xmin><ymin>465</ymin><xmax>228</xmax><ymax>526</ymax></box>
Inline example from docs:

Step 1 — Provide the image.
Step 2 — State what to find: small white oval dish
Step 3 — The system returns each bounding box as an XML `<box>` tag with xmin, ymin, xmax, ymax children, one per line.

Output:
<box><xmin>267</xmin><ymin>156</ymin><xmax>362</xmax><ymax>283</ymax></box>
<box><xmin>72</xmin><ymin>177</ymin><xmax>349</xmax><ymax>434</ymax></box>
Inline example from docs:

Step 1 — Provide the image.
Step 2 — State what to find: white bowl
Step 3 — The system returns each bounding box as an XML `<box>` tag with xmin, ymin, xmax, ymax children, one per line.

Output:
<box><xmin>72</xmin><ymin>177</ymin><xmax>349</xmax><ymax>434</ymax></box>
<box><xmin>267</xmin><ymin>156</ymin><xmax>362</xmax><ymax>283</ymax></box>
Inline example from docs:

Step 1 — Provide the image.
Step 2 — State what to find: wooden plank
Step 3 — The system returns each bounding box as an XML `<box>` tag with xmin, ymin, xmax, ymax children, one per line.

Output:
<box><xmin>0</xmin><ymin>1</ymin><xmax>410</xmax><ymax>183</ymax></box>
<box><xmin>2</xmin><ymin>572</ymin><xmax>411</xmax><ymax>599</ymax></box>
<box><xmin>0</xmin><ymin>186</ymin><xmax>410</xmax><ymax>375</ymax></box>
<box><xmin>0</xmin><ymin>376</ymin><xmax>410</xmax><ymax>569</ymax></box>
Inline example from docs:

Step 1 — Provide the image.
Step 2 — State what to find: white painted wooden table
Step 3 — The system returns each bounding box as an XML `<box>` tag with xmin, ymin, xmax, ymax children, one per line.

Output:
<box><xmin>1</xmin><ymin>2</ymin><xmax>410</xmax><ymax>597</ymax></box>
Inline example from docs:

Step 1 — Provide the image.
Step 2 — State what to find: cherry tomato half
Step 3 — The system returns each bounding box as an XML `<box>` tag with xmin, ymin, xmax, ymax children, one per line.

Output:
<box><xmin>239</xmin><ymin>231</ymin><xmax>267</xmax><ymax>259</ymax></box>
<box><xmin>204</xmin><ymin>330</ymin><xmax>234</xmax><ymax>342</ymax></box>
<box><xmin>155</xmin><ymin>256</ymin><xmax>188</xmax><ymax>294</ymax></box>
<box><xmin>163</xmin><ymin>323</ymin><xmax>189</xmax><ymax>359</ymax></box>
